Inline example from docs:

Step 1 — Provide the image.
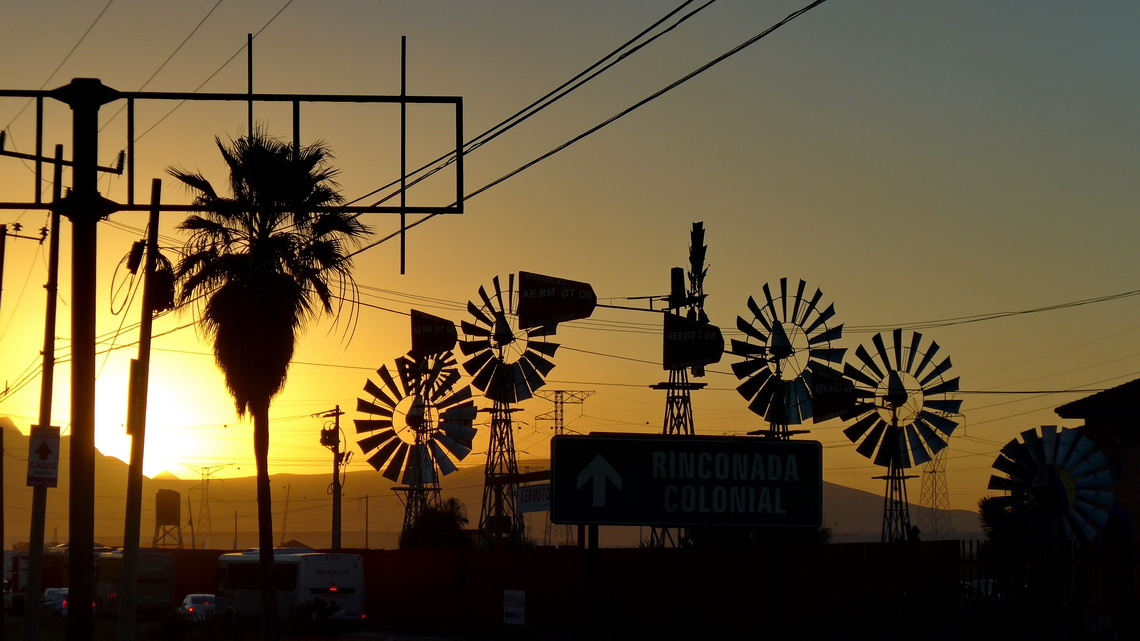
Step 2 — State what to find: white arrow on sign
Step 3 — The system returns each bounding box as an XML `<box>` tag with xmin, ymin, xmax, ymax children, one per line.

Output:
<box><xmin>576</xmin><ymin>455</ymin><xmax>622</xmax><ymax>507</ymax></box>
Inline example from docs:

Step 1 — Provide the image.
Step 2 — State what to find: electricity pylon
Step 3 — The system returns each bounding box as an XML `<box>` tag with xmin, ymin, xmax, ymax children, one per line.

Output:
<box><xmin>185</xmin><ymin>463</ymin><xmax>231</xmax><ymax>544</ymax></box>
<box><xmin>535</xmin><ymin>390</ymin><xmax>593</xmax><ymax>546</ymax></box>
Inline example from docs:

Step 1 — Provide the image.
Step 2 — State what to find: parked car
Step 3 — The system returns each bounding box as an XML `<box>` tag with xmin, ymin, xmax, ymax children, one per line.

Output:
<box><xmin>177</xmin><ymin>593</ymin><xmax>215</xmax><ymax>622</ymax></box>
<box><xmin>41</xmin><ymin>587</ymin><xmax>68</xmax><ymax>616</ymax></box>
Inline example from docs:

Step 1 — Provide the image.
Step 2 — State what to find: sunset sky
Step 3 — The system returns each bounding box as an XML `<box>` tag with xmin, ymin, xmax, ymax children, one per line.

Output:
<box><xmin>1</xmin><ymin>0</ymin><xmax>1137</xmax><ymax>518</ymax></box>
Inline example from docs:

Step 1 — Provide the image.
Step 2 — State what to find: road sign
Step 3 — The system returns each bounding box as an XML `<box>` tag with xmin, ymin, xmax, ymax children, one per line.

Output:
<box><xmin>27</xmin><ymin>425</ymin><xmax>61</xmax><ymax>488</ymax></box>
<box><xmin>551</xmin><ymin>434</ymin><xmax>822</xmax><ymax>527</ymax></box>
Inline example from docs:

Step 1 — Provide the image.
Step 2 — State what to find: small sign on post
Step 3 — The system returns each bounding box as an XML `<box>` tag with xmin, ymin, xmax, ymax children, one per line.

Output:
<box><xmin>27</xmin><ymin>424</ymin><xmax>61</xmax><ymax>488</ymax></box>
<box><xmin>503</xmin><ymin>589</ymin><xmax>526</xmax><ymax>625</ymax></box>
<box><xmin>516</xmin><ymin>483</ymin><xmax>551</xmax><ymax>513</ymax></box>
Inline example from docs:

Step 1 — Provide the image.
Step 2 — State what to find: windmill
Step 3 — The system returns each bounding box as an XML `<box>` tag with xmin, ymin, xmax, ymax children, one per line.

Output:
<box><xmin>986</xmin><ymin>425</ymin><xmax>1114</xmax><ymax>546</ymax></box>
<box><xmin>730</xmin><ymin>278</ymin><xmax>846</xmax><ymax>438</ymax></box>
<box><xmin>648</xmin><ymin>222</ymin><xmax>723</xmax><ymax>547</ymax></box>
<box><xmin>842</xmin><ymin>328</ymin><xmax>961</xmax><ymax>542</ymax></box>
<box><xmin>460</xmin><ymin>273</ymin><xmax>564</xmax><ymax>550</ymax></box>
<box><xmin>354</xmin><ymin>347</ymin><xmax>478</xmax><ymax>535</ymax></box>
<box><xmin>655</xmin><ymin>222</ymin><xmax>723</xmax><ymax>434</ymax></box>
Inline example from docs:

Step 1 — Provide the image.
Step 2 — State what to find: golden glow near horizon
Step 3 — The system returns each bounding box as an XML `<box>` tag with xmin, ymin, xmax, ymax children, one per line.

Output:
<box><xmin>1</xmin><ymin>1</ymin><xmax>1138</xmax><ymax>527</ymax></box>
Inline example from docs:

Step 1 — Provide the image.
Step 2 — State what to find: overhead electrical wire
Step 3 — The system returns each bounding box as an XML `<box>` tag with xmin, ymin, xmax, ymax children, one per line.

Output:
<box><xmin>846</xmin><ymin>289</ymin><xmax>1140</xmax><ymax>333</ymax></box>
<box><xmin>134</xmin><ymin>0</ymin><xmax>297</xmax><ymax>142</ymax></box>
<box><xmin>344</xmin><ymin>0</ymin><xmax>719</xmax><ymax>209</ymax></box>
<box><xmin>1</xmin><ymin>0</ymin><xmax>117</xmax><ymax>132</ymax></box>
<box><xmin>98</xmin><ymin>0</ymin><xmax>229</xmax><ymax>133</ymax></box>
<box><xmin>345</xmin><ymin>0</ymin><xmax>831</xmax><ymax>261</ymax></box>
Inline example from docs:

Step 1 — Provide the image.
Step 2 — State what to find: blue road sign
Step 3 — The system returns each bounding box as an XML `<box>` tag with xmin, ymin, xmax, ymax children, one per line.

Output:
<box><xmin>550</xmin><ymin>434</ymin><xmax>822</xmax><ymax>527</ymax></box>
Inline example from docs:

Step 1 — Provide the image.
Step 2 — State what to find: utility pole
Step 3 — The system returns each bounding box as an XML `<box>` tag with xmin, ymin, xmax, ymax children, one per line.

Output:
<box><xmin>0</xmin><ymin>217</ymin><xmax>48</xmax><ymax>637</ymax></box>
<box><xmin>20</xmin><ymin>148</ymin><xmax>63</xmax><ymax>641</ymax></box>
<box><xmin>319</xmin><ymin>406</ymin><xmax>346</xmax><ymax>550</ymax></box>
<box><xmin>118</xmin><ymin>179</ymin><xmax>164</xmax><ymax>641</ymax></box>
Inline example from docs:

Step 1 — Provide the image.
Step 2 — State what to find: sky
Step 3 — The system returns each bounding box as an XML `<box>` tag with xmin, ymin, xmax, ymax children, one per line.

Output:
<box><xmin>1</xmin><ymin>0</ymin><xmax>1138</xmax><ymax>518</ymax></box>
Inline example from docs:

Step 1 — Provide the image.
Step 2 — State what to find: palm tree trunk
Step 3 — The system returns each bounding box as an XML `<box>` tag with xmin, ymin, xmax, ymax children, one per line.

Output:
<box><xmin>253</xmin><ymin>402</ymin><xmax>279</xmax><ymax>641</ymax></box>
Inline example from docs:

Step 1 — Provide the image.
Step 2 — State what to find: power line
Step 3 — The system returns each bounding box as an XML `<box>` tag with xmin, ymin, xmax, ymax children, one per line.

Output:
<box><xmin>1</xmin><ymin>0</ymin><xmax>117</xmax><ymax>131</ymax></box>
<box><xmin>99</xmin><ymin>0</ymin><xmax>228</xmax><ymax>133</ymax></box>
<box><xmin>846</xmin><ymin>289</ymin><xmax>1140</xmax><ymax>333</ymax></box>
<box><xmin>345</xmin><ymin>0</ymin><xmax>719</xmax><ymax>209</ymax></box>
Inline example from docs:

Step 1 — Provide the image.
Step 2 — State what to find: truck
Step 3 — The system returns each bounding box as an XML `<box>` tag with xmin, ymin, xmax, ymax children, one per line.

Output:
<box><xmin>215</xmin><ymin>548</ymin><xmax>365</xmax><ymax>623</ymax></box>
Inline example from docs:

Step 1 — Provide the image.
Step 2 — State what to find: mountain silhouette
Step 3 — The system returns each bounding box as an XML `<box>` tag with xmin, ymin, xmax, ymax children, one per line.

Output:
<box><xmin>1</xmin><ymin>419</ymin><xmax>981</xmax><ymax>550</ymax></box>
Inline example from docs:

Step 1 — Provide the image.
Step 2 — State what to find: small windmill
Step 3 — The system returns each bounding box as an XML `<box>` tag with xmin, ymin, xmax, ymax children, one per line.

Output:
<box><xmin>987</xmin><ymin>425</ymin><xmax>1114</xmax><ymax>546</ymax></box>
<box><xmin>730</xmin><ymin>278</ymin><xmax>846</xmax><ymax>438</ymax></box>
<box><xmin>842</xmin><ymin>329</ymin><xmax>961</xmax><ymax>542</ymax></box>
<box><xmin>461</xmin><ymin>273</ymin><xmax>595</xmax><ymax>550</ymax></box>
<box><xmin>355</xmin><ymin>311</ymin><xmax>477</xmax><ymax>534</ymax></box>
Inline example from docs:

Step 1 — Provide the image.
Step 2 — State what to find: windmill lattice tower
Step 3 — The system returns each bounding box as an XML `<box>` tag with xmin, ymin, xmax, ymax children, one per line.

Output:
<box><xmin>461</xmin><ymin>274</ymin><xmax>561</xmax><ymax>551</ymax></box>
<box><xmin>648</xmin><ymin>222</ymin><xmax>719</xmax><ymax>547</ymax></box>
<box><xmin>535</xmin><ymin>389</ymin><xmax>593</xmax><ymax>546</ymax></box>
<box><xmin>730</xmin><ymin>278</ymin><xmax>846</xmax><ymax>440</ymax></box>
<box><xmin>842</xmin><ymin>329</ymin><xmax>962</xmax><ymax>542</ymax></box>
<box><xmin>354</xmin><ymin>351</ymin><xmax>477</xmax><ymax>538</ymax></box>
<box><xmin>651</xmin><ymin>222</ymin><xmax>712</xmax><ymax>438</ymax></box>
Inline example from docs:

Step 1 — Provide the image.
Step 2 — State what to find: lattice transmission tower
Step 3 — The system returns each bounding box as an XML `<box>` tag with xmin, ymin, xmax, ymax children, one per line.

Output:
<box><xmin>918</xmin><ymin>447</ymin><xmax>955</xmax><ymax>540</ymax></box>
<box><xmin>534</xmin><ymin>390</ymin><xmax>594</xmax><ymax>436</ymax></box>
<box><xmin>185</xmin><ymin>463</ymin><xmax>231</xmax><ymax>545</ymax></box>
<box><xmin>535</xmin><ymin>390</ymin><xmax>593</xmax><ymax>546</ymax></box>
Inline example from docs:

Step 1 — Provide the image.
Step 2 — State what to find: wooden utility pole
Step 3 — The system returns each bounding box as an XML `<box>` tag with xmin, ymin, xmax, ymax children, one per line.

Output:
<box><xmin>22</xmin><ymin>149</ymin><xmax>63</xmax><ymax>641</ymax></box>
<box><xmin>319</xmin><ymin>406</ymin><xmax>346</xmax><ymax>550</ymax></box>
<box><xmin>118</xmin><ymin>179</ymin><xmax>162</xmax><ymax>641</ymax></box>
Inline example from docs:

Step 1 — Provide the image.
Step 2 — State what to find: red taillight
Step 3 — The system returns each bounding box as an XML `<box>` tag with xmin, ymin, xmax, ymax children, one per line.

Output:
<box><xmin>188</xmin><ymin>607</ymin><xmax>195</xmax><ymax>613</ymax></box>
<box><xmin>329</xmin><ymin>584</ymin><xmax>337</xmax><ymax>592</ymax></box>
<box><xmin>62</xmin><ymin>599</ymin><xmax>68</xmax><ymax>608</ymax></box>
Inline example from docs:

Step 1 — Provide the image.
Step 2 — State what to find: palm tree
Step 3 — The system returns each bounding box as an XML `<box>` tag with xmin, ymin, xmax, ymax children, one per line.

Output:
<box><xmin>169</xmin><ymin>132</ymin><xmax>369</xmax><ymax>639</ymax></box>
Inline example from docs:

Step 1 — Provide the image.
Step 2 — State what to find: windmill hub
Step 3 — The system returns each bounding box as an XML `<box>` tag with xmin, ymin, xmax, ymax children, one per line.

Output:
<box><xmin>1032</xmin><ymin>465</ymin><xmax>1077</xmax><ymax>514</ymax></box>
<box><xmin>769</xmin><ymin>323</ymin><xmax>810</xmax><ymax>381</ymax></box>
<box><xmin>492</xmin><ymin>313</ymin><xmax>515</xmax><ymax>347</ymax></box>
<box><xmin>769</xmin><ymin>321</ymin><xmax>794</xmax><ymax>361</ymax></box>
<box><xmin>875</xmin><ymin>370</ymin><xmax>922</xmax><ymax>424</ymax></box>
<box><xmin>403</xmin><ymin>396</ymin><xmax>432</xmax><ymax>432</ymax></box>
<box><xmin>882</xmin><ymin>371</ymin><xmax>910</xmax><ymax>409</ymax></box>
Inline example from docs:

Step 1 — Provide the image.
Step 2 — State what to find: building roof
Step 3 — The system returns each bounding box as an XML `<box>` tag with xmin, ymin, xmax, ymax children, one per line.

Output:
<box><xmin>1055</xmin><ymin>378</ymin><xmax>1140</xmax><ymax>420</ymax></box>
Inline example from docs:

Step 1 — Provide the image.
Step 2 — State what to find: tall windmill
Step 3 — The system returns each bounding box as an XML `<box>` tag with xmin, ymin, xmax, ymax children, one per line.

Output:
<box><xmin>654</xmin><ymin>222</ymin><xmax>724</xmax><ymax>433</ymax></box>
<box><xmin>461</xmin><ymin>274</ymin><xmax>560</xmax><ymax>550</ymax></box>
<box><xmin>730</xmin><ymin>278</ymin><xmax>846</xmax><ymax>438</ymax></box>
<box><xmin>459</xmin><ymin>272</ymin><xmax>597</xmax><ymax>550</ymax></box>
<box><xmin>842</xmin><ymin>329</ymin><xmax>962</xmax><ymax>542</ymax></box>
<box><xmin>649</xmin><ymin>222</ymin><xmax>723</xmax><ymax>547</ymax></box>
<box><xmin>355</xmin><ymin>311</ymin><xmax>477</xmax><ymax>536</ymax></box>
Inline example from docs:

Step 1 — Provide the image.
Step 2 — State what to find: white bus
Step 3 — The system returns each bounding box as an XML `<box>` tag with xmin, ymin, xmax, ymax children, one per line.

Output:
<box><xmin>216</xmin><ymin>548</ymin><xmax>365</xmax><ymax>623</ymax></box>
